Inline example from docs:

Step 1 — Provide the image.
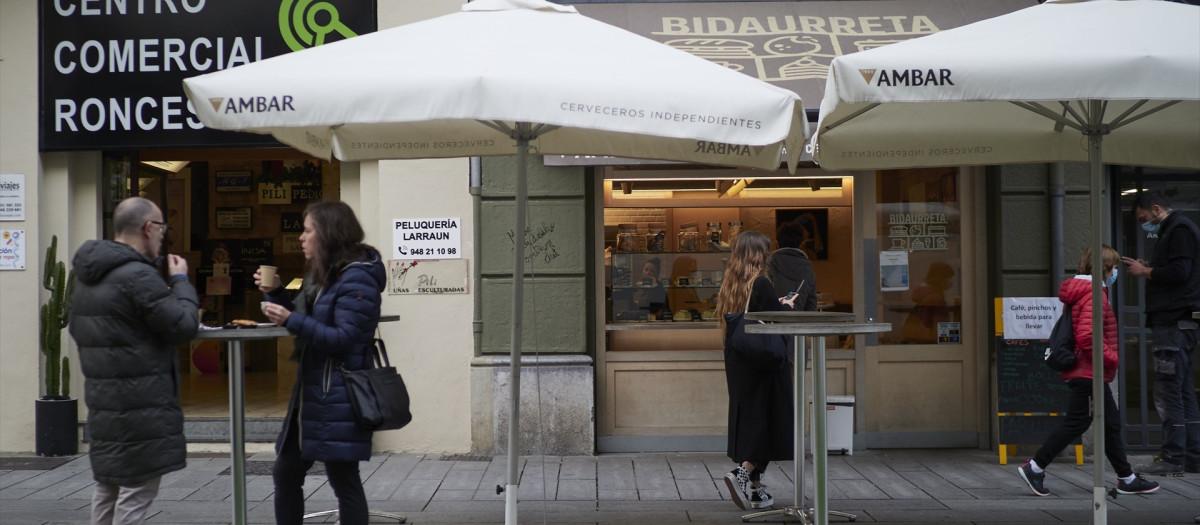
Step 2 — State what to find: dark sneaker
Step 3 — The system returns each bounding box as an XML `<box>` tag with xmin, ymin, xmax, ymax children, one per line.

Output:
<box><xmin>723</xmin><ymin>466</ymin><xmax>750</xmax><ymax>510</ymax></box>
<box><xmin>1018</xmin><ymin>460</ymin><xmax>1049</xmax><ymax>496</ymax></box>
<box><xmin>1116</xmin><ymin>474</ymin><xmax>1159</xmax><ymax>495</ymax></box>
<box><xmin>1136</xmin><ymin>456</ymin><xmax>1184</xmax><ymax>477</ymax></box>
<box><xmin>749</xmin><ymin>484</ymin><xmax>774</xmax><ymax>509</ymax></box>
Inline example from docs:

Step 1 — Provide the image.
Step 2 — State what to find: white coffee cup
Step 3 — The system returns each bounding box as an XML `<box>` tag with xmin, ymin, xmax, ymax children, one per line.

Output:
<box><xmin>259</xmin><ymin>265</ymin><xmax>277</xmax><ymax>288</ymax></box>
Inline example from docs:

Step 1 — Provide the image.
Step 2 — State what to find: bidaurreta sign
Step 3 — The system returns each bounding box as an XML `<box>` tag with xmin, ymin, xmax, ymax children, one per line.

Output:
<box><xmin>39</xmin><ymin>0</ymin><xmax>376</xmax><ymax>151</ymax></box>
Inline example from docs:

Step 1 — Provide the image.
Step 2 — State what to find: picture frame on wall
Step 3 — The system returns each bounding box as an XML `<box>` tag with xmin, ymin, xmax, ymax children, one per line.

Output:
<box><xmin>775</xmin><ymin>208</ymin><xmax>829</xmax><ymax>260</ymax></box>
<box><xmin>214</xmin><ymin>170</ymin><xmax>253</xmax><ymax>192</ymax></box>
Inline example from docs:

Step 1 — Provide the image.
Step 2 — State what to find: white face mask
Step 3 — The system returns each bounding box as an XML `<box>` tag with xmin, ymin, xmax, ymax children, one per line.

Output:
<box><xmin>1105</xmin><ymin>268</ymin><xmax>1118</xmax><ymax>286</ymax></box>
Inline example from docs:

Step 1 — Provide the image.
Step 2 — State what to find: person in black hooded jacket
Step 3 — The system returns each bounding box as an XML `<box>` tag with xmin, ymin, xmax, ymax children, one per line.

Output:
<box><xmin>767</xmin><ymin>222</ymin><xmax>818</xmax><ymax>312</ymax></box>
<box><xmin>69</xmin><ymin>196</ymin><xmax>199</xmax><ymax>525</ymax></box>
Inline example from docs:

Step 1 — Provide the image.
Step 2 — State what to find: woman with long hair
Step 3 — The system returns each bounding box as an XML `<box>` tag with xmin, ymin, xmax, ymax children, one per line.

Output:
<box><xmin>256</xmin><ymin>201</ymin><xmax>387</xmax><ymax>524</ymax></box>
<box><xmin>716</xmin><ymin>231</ymin><xmax>797</xmax><ymax>510</ymax></box>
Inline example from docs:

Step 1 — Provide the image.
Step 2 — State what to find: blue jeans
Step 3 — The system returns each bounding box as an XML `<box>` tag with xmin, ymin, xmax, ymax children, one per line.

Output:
<box><xmin>1151</xmin><ymin>320</ymin><xmax>1200</xmax><ymax>467</ymax></box>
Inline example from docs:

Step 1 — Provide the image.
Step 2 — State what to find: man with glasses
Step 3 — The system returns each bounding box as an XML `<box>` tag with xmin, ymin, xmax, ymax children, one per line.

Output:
<box><xmin>1122</xmin><ymin>190</ymin><xmax>1200</xmax><ymax>476</ymax></box>
<box><xmin>69</xmin><ymin>196</ymin><xmax>198</xmax><ymax>524</ymax></box>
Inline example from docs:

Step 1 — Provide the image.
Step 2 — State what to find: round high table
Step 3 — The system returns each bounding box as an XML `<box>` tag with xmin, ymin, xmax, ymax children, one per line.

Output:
<box><xmin>743</xmin><ymin>313</ymin><xmax>890</xmax><ymax>525</ymax></box>
<box><xmin>194</xmin><ymin>326</ymin><xmax>292</xmax><ymax>525</ymax></box>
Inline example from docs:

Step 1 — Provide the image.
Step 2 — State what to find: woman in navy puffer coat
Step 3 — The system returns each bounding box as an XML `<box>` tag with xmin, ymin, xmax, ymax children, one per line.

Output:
<box><xmin>257</xmin><ymin>201</ymin><xmax>386</xmax><ymax>525</ymax></box>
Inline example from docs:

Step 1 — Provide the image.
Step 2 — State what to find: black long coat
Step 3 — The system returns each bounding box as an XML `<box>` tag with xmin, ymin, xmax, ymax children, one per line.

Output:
<box><xmin>724</xmin><ymin>276</ymin><xmax>794</xmax><ymax>463</ymax></box>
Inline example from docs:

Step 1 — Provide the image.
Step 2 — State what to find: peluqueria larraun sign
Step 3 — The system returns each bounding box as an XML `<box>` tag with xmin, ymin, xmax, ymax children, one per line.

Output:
<box><xmin>39</xmin><ymin>0</ymin><xmax>376</xmax><ymax>151</ymax></box>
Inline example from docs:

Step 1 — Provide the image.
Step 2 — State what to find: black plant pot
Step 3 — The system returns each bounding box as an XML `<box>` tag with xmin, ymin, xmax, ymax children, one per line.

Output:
<box><xmin>35</xmin><ymin>397</ymin><xmax>79</xmax><ymax>457</ymax></box>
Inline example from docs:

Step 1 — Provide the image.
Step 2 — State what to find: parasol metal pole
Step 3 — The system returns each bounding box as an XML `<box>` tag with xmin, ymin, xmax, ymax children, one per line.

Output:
<box><xmin>1087</xmin><ymin>99</ymin><xmax>1107</xmax><ymax>525</ymax></box>
<box><xmin>505</xmin><ymin>127</ymin><xmax>530</xmax><ymax>525</ymax></box>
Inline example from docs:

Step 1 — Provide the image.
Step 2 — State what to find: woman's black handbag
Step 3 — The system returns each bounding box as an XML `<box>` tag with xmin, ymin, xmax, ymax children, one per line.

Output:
<box><xmin>724</xmin><ymin>312</ymin><xmax>789</xmax><ymax>370</ymax></box>
<box><xmin>341</xmin><ymin>337</ymin><xmax>413</xmax><ymax>431</ymax></box>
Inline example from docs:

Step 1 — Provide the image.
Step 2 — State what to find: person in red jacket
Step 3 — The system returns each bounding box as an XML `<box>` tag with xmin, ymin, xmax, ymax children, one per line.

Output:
<box><xmin>1018</xmin><ymin>245</ymin><xmax>1160</xmax><ymax>497</ymax></box>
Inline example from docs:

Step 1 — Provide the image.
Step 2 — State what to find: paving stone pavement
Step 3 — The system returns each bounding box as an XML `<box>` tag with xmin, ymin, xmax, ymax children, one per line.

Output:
<box><xmin>1</xmin><ymin>449</ymin><xmax>1197</xmax><ymax>524</ymax></box>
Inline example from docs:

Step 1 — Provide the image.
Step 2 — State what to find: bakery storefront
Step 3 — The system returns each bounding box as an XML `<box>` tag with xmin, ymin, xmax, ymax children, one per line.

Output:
<box><xmin>571</xmin><ymin>0</ymin><xmax>1033</xmax><ymax>452</ymax></box>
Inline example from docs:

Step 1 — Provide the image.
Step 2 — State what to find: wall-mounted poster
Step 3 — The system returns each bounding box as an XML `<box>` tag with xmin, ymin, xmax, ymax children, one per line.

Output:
<box><xmin>775</xmin><ymin>208</ymin><xmax>828</xmax><ymax>260</ymax></box>
<box><xmin>214</xmin><ymin>170</ymin><xmax>252</xmax><ymax>192</ymax></box>
<box><xmin>215</xmin><ymin>207</ymin><xmax>252</xmax><ymax>229</ymax></box>
<box><xmin>0</xmin><ymin>230</ymin><xmax>26</xmax><ymax>270</ymax></box>
<box><xmin>0</xmin><ymin>174</ymin><xmax>26</xmax><ymax>221</ymax></box>
<box><xmin>388</xmin><ymin>259</ymin><xmax>469</xmax><ymax>295</ymax></box>
<box><xmin>392</xmin><ymin>217</ymin><xmax>462</xmax><ymax>260</ymax></box>
<box><xmin>290</xmin><ymin>183</ymin><xmax>323</xmax><ymax>202</ymax></box>
<box><xmin>880</xmin><ymin>250</ymin><xmax>910</xmax><ymax>291</ymax></box>
<box><xmin>282</xmin><ymin>234</ymin><xmax>302</xmax><ymax>253</ymax></box>
<box><xmin>258</xmin><ymin>183</ymin><xmax>292</xmax><ymax>204</ymax></box>
<box><xmin>281</xmin><ymin>212</ymin><xmax>303</xmax><ymax>233</ymax></box>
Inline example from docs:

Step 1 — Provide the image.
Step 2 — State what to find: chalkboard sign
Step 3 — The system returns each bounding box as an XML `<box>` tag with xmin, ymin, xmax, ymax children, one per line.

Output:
<box><xmin>999</xmin><ymin>415</ymin><xmax>1068</xmax><ymax>445</ymax></box>
<box><xmin>996</xmin><ymin>337</ymin><xmax>1072</xmax><ymax>443</ymax></box>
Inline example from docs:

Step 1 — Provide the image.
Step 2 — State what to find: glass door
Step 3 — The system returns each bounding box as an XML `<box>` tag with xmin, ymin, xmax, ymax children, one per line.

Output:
<box><xmin>1115</xmin><ymin>170</ymin><xmax>1200</xmax><ymax>451</ymax></box>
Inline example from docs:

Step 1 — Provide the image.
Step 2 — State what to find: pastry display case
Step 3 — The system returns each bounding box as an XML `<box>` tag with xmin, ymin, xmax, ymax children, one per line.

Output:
<box><xmin>607</xmin><ymin>252</ymin><xmax>727</xmax><ymax>324</ymax></box>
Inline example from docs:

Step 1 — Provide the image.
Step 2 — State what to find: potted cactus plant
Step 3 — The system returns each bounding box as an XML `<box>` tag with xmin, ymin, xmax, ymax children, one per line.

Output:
<box><xmin>36</xmin><ymin>234</ymin><xmax>77</xmax><ymax>457</ymax></box>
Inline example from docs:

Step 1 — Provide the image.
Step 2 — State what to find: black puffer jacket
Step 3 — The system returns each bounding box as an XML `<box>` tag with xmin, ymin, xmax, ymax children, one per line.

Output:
<box><xmin>766</xmin><ymin>247</ymin><xmax>818</xmax><ymax>311</ymax></box>
<box><xmin>69</xmin><ymin>240</ymin><xmax>198</xmax><ymax>486</ymax></box>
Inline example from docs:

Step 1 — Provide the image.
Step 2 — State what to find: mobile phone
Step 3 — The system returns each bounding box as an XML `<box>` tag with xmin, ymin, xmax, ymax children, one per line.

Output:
<box><xmin>785</xmin><ymin>291</ymin><xmax>798</xmax><ymax>300</ymax></box>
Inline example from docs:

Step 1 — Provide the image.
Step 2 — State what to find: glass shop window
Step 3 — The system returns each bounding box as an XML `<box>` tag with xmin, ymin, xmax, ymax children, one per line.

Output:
<box><xmin>875</xmin><ymin>169</ymin><xmax>962</xmax><ymax>345</ymax></box>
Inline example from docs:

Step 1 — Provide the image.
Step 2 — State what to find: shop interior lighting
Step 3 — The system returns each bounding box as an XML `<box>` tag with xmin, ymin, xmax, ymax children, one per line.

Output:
<box><xmin>140</xmin><ymin>160</ymin><xmax>189</xmax><ymax>173</ymax></box>
<box><xmin>615</xmin><ymin>178</ymin><xmax>842</xmax><ymax>192</ymax></box>
<box><xmin>722</xmin><ymin>178</ymin><xmax>753</xmax><ymax>198</ymax></box>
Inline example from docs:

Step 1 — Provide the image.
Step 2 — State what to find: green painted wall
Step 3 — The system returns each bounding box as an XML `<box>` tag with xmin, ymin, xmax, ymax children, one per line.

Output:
<box><xmin>479</xmin><ymin>156</ymin><xmax>592</xmax><ymax>355</ymax></box>
<box><xmin>991</xmin><ymin>163</ymin><xmax>1095</xmax><ymax>297</ymax></box>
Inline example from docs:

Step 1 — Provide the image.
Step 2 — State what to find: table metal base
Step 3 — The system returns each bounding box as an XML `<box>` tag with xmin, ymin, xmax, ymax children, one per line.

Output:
<box><xmin>742</xmin><ymin>506</ymin><xmax>857</xmax><ymax>523</ymax></box>
<box><xmin>737</xmin><ymin>327</ymin><xmax>881</xmax><ymax>525</ymax></box>
<box><xmin>302</xmin><ymin>509</ymin><xmax>406</xmax><ymax>523</ymax></box>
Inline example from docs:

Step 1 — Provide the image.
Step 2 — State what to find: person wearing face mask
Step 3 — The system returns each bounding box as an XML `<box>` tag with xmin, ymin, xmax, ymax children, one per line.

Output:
<box><xmin>1121</xmin><ymin>190</ymin><xmax>1200</xmax><ymax>476</ymax></box>
<box><xmin>1018</xmin><ymin>246</ymin><xmax>1159</xmax><ymax>497</ymax></box>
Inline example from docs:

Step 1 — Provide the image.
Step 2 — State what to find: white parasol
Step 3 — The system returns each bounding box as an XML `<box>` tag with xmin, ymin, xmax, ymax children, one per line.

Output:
<box><xmin>811</xmin><ymin>1</ymin><xmax>1199</xmax><ymax>521</ymax></box>
<box><xmin>183</xmin><ymin>1</ymin><xmax>808</xmax><ymax>522</ymax></box>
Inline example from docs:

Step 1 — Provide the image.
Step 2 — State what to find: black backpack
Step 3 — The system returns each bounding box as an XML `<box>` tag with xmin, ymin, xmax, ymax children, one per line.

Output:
<box><xmin>1044</xmin><ymin>303</ymin><xmax>1076</xmax><ymax>372</ymax></box>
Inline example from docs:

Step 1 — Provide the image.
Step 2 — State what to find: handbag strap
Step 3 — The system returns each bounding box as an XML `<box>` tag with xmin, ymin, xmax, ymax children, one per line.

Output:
<box><xmin>339</xmin><ymin>326</ymin><xmax>391</xmax><ymax>371</ymax></box>
<box><xmin>371</xmin><ymin>326</ymin><xmax>391</xmax><ymax>368</ymax></box>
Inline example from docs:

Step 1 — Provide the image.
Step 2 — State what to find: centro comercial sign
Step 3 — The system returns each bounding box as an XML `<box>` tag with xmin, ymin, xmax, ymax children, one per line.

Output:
<box><xmin>39</xmin><ymin>0</ymin><xmax>377</xmax><ymax>151</ymax></box>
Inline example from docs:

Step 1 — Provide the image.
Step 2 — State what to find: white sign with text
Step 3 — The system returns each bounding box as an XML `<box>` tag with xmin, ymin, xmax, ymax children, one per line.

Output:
<box><xmin>1002</xmin><ymin>297</ymin><xmax>1063</xmax><ymax>340</ymax></box>
<box><xmin>388</xmin><ymin>259</ymin><xmax>469</xmax><ymax>295</ymax></box>
<box><xmin>0</xmin><ymin>230</ymin><xmax>26</xmax><ymax>270</ymax></box>
<box><xmin>392</xmin><ymin>218</ymin><xmax>461</xmax><ymax>260</ymax></box>
<box><xmin>0</xmin><ymin>174</ymin><xmax>25</xmax><ymax>221</ymax></box>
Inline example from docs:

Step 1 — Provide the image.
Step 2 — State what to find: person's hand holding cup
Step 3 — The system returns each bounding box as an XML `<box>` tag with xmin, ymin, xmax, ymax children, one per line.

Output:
<box><xmin>256</xmin><ymin>265</ymin><xmax>280</xmax><ymax>292</ymax></box>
